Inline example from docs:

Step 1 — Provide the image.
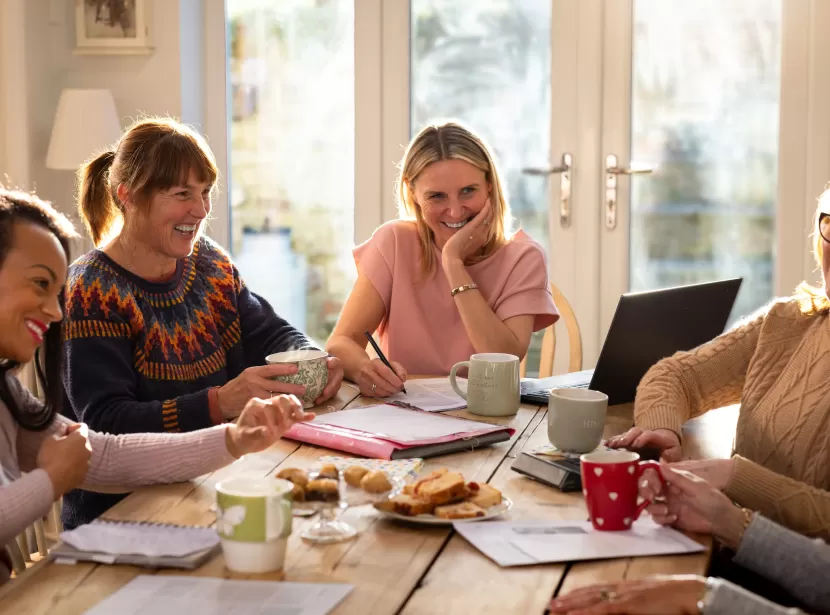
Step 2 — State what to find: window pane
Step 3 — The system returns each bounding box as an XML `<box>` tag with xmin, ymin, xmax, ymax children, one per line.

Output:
<box><xmin>411</xmin><ymin>0</ymin><xmax>552</xmax><ymax>375</ymax></box>
<box><xmin>630</xmin><ymin>0</ymin><xmax>781</xmax><ymax>322</ymax></box>
<box><xmin>228</xmin><ymin>0</ymin><xmax>354</xmax><ymax>344</ymax></box>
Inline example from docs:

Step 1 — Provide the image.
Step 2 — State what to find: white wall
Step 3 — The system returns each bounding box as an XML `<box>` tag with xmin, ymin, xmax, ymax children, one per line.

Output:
<box><xmin>0</xmin><ymin>0</ymin><xmax>227</xmax><ymax>252</ymax></box>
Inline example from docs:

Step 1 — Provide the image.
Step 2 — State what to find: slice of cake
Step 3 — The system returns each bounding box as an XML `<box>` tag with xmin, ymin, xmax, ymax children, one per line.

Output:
<box><xmin>414</xmin><ymin>471</ymin><xmax>467</xmax><ymax>505</ymax></box>
<box><xmin>434</xmin><ymin>501</ymin><xmax>487</xmax><ymax>519</ymax></box>
<box><xmin>376</xmin><ymin>494</ymin><xmax>435</xmax><ymax>516</ymax></box>
<box><xmin>468</xmin><ymin>483</ymin><xmax>502</xmax><ymax>509</ymax></box>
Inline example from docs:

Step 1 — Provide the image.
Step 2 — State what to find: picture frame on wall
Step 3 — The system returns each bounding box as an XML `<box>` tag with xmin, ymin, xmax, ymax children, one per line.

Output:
<box><xmin>74</xmin><ymin>0</ymin><xmax>154</xmax><ymax>55</ymax></box>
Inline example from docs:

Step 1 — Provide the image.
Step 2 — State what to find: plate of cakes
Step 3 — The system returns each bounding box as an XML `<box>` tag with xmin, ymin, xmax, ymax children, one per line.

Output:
<box><xmin>374</xmin><ymin>468</ymin><xmax>512</xmax><ymax>525</ymax></box>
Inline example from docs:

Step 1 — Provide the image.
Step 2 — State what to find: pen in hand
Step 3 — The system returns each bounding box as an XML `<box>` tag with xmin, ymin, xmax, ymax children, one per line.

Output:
<box><xmin>364</xmin><ymin>331</ymin><xmax>407</xmax><ymax>394</ymax></box>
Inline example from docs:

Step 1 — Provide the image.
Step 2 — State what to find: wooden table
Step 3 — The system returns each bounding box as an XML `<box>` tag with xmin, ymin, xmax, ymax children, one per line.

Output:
<box><xmin>0</xmin><ymin>384</ymin><xmax>736</xmax><ymax>615</ymax></box>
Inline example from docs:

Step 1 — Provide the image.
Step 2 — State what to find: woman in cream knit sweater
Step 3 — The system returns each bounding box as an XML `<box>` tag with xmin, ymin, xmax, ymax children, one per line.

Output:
<box><xmin>611</xmin><ymin>191</ymin><xmax>830</xmax><ymax>540</ymax></box>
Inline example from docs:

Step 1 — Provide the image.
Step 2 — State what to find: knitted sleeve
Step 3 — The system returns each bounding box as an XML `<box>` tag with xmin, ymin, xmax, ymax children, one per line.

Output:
<box><xmin>734</xmin><ymin>514</ymin><xmax>830</xmax><ymax>613</ymax></box>
<box><xmin>62</xmin><ymin>268</ymin><xmax>216</xmax><ymax>434</ymax></box>
<box><xmin>633</xmin><ymin>310</ymin><xmax>765</xmax><ymax>437</ymax></box>
<box><xmin>727</xmin><ymin>455</ymin><xmax>830</xmax><ymax>541</ymax></box>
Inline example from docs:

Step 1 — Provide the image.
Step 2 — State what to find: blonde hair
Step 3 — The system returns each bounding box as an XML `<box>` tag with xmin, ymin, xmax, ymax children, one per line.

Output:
<box><xmin>396</xmin><ymin>122</ymin><xmax>511</xmax><ymax>274</ymax></box>
<box><xmin>795</xmin><ymin>189</ymin><xmax>830</xmax><ymax>315</ymax></box>
<box><xmin>77</xmin><ymin>117</ymin><xmax>218</xmax><ymax>246</ymax></box>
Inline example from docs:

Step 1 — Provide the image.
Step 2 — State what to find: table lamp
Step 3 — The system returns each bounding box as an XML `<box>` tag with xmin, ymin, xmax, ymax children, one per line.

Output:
<box><xmin>46</xmin><ymin>88</ymin><xmax>122</xmax><ymax>170</ymax></box>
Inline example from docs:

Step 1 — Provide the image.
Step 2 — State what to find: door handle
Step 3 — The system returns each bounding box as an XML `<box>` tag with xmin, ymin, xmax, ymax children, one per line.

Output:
<box><xmin>604</xmin><ymin>154</ymin><xmax>654</xmax><ymax>230</ymax></box>
<box><xmin>522</xmin><ymin>153</ymin><xmax>573</xmax><ymax>227</ymax></box>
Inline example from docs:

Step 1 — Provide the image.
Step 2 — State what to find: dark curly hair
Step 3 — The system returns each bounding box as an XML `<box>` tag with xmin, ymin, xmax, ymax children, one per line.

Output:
<box><xmin>0</xmin><ymin>187</ymin><xmax>77</xmax><ymax>430</ymax></box>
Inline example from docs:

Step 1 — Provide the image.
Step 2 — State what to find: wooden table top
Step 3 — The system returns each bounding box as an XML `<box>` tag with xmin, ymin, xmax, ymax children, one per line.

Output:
<box><xmin>0</xmin><ymin>383</ymin><xmax>736</xmax><ymax>615</ymax></box>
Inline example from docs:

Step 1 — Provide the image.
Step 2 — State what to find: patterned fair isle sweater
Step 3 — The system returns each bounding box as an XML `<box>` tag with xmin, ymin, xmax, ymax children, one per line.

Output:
<box><xmin>61</xmin><ymin>237</ymin><xmax>314</xmax><ymax>528</ymax></box>
<box><xmin>635</xmin><ymin>297</ymin><xmax>830</xmax><ymax>540</ymax></box>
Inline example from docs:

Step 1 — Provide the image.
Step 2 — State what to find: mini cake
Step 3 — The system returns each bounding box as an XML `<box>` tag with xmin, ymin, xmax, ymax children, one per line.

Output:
<box><xmin>360</xmin><ymin>470</ymin><xmax>393</xmax><ymax>494</ymax></box>
<box><xmin>343</xmin><ymin>465</ymin><xmax>370</xmax><ymax>487</ymax></box>
<box><xmin>276</xmin><ymin>467</ymin><xmax>309</xmax><ymax>488</ymax></box>
<box><xmin>318</xmin><ymin>463</ymin><xmax>339</xmax><ymax>479</ymax></box>
<box><xmin>290</xmin><ymin>483</ymin><xmax>305</xmax><ymax>502</ymax></box>
<box><xmin>304</xmin><ymin>478</ymin><xmax>340</xmax><ymax>503</ymax></box>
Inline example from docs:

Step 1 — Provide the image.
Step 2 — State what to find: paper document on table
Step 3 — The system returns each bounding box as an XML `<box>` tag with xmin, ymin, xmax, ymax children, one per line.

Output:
<box><xmin>454</xmin><ymin>518</ymin><xmax>704</xmax><ymax>567</ymax></box>
<box><xmin>83</xmin><ymin>576</ymin><xmax>353</xmax><ymax>615</ymax></box>
<box><xmin>312</xmin><ymin>404</ymin><xmax>496</xmax><ymax>443</ymax></box>
<box><xmin>387</xmin><ymin>377</ymin><xmax>466</xmax><ymax>412</ymax></box>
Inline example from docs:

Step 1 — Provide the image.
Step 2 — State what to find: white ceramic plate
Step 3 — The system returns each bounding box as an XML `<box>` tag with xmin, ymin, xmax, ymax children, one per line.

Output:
<box><xmin>374</xmin><ymin>497</ymin><xmax>513</xmax><ymax>525</ymax></box>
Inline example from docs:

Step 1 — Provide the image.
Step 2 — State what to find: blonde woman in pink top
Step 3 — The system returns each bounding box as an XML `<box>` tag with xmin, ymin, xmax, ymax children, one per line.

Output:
<box><xmin>0</xmin><ymin>188</ymin><xmax>313</xmax><ymax>582</ymax></box>
<box><xmin>327</xmin><ymin>122</ymin><xmax>559</xmax><ymax>397</ymax></box>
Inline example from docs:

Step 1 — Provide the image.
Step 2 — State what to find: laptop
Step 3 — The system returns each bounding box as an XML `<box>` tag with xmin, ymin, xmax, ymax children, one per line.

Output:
<box><xmin>521</xmin><ymin>278</ymin><xmax>743</xmax><ymax>406</ymax></box>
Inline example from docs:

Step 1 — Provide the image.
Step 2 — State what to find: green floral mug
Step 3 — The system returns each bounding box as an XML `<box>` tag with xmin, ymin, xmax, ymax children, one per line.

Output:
<box><xmin>265</xmin><ymin>349</ymin><xmax>329</xmax><ymax>408</ymax></box>
<box><xmin>215</xmin><ymin>477</ymin><xmax>293</xmax><ymax>573</ymax></box>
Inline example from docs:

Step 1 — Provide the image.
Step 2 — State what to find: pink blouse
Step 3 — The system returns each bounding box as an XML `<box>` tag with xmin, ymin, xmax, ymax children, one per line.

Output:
<box><xmin>353</xmin><ymin>220</ymin><xmax>559</xmax><ymax>375</ymax></box>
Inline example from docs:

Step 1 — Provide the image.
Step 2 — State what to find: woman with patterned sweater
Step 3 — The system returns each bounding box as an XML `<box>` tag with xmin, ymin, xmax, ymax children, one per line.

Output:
<box><xmin>0</xmin><ymin>188</ymin><xmax>314</xmax><ymax>583</ymax></box>
<box><xmin>61</xmin><ymin>118</ymin><xmax>344</xmax><ymax>529</ymax></box>
<box><xmin>609</xmin><ymin>188</ymin><xmax>830</xmax><ymax>542</ymax></box>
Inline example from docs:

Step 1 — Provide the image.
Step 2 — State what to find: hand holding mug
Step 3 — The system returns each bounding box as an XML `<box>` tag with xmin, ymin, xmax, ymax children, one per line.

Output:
<box><xmin>581</xmin><ymin>450</ymin><xmax>666</xmax><ymax>531</ymax></box>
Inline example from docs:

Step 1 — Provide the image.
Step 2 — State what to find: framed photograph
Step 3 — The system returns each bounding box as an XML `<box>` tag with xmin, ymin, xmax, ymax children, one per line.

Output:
<box><xmin>74</xmin><ymin>0</ymin><xmax>154</xmax><ymax>55</ymax></box>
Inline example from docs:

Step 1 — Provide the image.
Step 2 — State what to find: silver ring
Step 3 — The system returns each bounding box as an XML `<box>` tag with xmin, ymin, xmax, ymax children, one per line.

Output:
<box><xmin>483</xmin><ymin>219</ymin><xmax>490</xmax><ymax>226</ymax></box>
<box><xmin>599</xmin><ymin>590</ymin><xmax>617</xmax><ymax>602</ymax></box>
<box><xmin>371</xmin><ymin>383</ymin><xmax>377</xmax><ymax>394</ymax></box>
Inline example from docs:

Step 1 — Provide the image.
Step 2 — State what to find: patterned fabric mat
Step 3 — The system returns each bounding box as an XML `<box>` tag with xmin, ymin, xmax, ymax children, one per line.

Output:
<box><xmin>317</xmin><ymin>456</ymin><xmax>424</xmax><ymax>482</ymax></box>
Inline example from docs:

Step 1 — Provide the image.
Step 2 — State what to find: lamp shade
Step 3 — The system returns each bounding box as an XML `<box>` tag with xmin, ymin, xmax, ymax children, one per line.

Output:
<box><xmin>46</xmin><ymin>89</ymin><xmax>122</xmax><ymax>170</ymax></box>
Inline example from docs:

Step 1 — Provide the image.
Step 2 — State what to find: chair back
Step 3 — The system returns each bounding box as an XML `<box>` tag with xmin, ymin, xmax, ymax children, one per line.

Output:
<box><xmin>520</xmin><ymin>282</ymin><xmax>582</xmax><ymax>379</ymax></box>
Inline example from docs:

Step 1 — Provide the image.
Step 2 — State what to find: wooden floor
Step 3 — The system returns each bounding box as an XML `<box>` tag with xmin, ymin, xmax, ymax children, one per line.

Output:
<box><xmin>0</xmin><ymin>385</ymin><xmax>736</xmax><ymax>615</ymax></box>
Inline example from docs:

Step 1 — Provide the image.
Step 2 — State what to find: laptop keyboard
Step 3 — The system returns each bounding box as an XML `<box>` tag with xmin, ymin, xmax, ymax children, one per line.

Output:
<box><xmin>523</xmin><ymin>382</ymin><xmax>589</xmax><ymax>402</ymax></box>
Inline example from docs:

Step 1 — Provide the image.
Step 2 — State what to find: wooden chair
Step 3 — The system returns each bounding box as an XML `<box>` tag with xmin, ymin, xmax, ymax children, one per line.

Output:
<box><xmin>520</xmin><ymin>283</ymin><xmax>582</xmax><ymax>379</ymax></box>
<box><xmin>7</xmin><ymin>499</ymin><xmax>62</xmax><ymax>575</ymax></box>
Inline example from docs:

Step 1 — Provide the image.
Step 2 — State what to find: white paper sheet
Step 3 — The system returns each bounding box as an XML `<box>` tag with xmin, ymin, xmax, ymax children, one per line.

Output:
<box><xmin>312</xmin><ymin>404</ymin><xmax>496</xmax><ymax>443</ymax></box>
<box><xmin>83</xmin><ymin>576</ymin><xmax>353</xmax><ymax>615</ymax></box>
<box><xmin>61</xmin><ymin>520</ymin><xmax>219</xmax><ymax>558</ymax></box>
<box><xmin>387</xmin><ymin>377</ymin><xmax>467</xmax><ymax>412</ymax></box>
<box><xmin>453</xmin><ymin>518</ymin><xmax>704</xmax><ymax>567</ymax></box>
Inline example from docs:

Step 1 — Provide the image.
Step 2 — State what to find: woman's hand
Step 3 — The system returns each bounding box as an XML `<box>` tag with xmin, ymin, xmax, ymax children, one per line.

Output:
<box><xmin>550</xmin><ymin>576</ymin><xmax>707</xmax><ymax>614</ymax></box>
<box><xmin>670</xmin><ymin>458</ymin><xmax>735</xmax><ymax>491</ymax></box>
<box><xmin>645</xmin><ymin>463</ymin><xmax>748</xmax><ymax>549</ymax></box>
<box><xmin>225</xmin><ymin>395</ymin><xmax>315</xmax><ymax>458</ymax></box>
<box><xmin>607</xmin><ymin>427</ymin><xmax>682</xmax><ymax>462</ymax></box>
<box><xmin>216</xmin><ymin>364</ymin><xmax>306</xmax><ymax>419</ymax></box>
<box><xmin>441</xmin><ymin>198</ymin><xmax>493</xmax><ymax>266</ymax></box>
<box><xmin>315</xmin><ymin>356</ymin><xmax>345</xmax><ymax>405</ymax></box>
<box><xmin>37</xmin><ymin>423</ymin><xmax>92</xmax><ymax>497</ymax></box>
<box><xmin>357</xmin><ymin>358</ymin><xmax>407</xmax><ymax>397</ymax></box>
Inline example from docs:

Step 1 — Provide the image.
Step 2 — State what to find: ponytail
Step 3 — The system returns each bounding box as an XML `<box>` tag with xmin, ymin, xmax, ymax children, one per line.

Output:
<box><xmin>76</xmin><ymin>150</ymin><xmax>117</xmax><ymax>246</ymax></box>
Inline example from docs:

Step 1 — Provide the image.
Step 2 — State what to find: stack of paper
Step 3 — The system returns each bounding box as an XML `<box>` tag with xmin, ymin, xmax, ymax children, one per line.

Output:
<box><xmin>83</xmin><ymin>576</ymin><xmax>353</xmax><ymax>615</ymax></box>
<box><xmin>386</xmin><ymin>377</ymin><xmax>466</xmax><ymax>412</ymax></box>
<box><xmin>453</xmin><ymin>518</ymin><xmax>704</xmax><ymax>567</ymax></box>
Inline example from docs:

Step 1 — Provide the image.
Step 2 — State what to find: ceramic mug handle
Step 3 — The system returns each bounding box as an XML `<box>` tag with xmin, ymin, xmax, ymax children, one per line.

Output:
<box><xmin>449</xmin><ymin>361</ymin><xmax>470</xmax><ymax>400</ymax></box>
<box><xmin>634</xmin><ymin>460</ymin><xmax>665</xmax><ymax>519</ymax></box>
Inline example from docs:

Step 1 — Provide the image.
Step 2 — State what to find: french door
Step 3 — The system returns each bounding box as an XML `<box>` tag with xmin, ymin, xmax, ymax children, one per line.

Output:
<box><xmin>219</xmin><ymin>0</ymin><xmax>830</xmax><ymax>368</ymax></box>
<box><xmin>374</xmin><ymin>0</ymin><xmax>827</xmax><ymax>368</ymax></box>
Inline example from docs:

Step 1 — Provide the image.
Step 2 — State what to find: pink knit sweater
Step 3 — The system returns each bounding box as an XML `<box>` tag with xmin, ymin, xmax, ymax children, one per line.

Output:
<box><xmin>0</xmin><ymin>372</ymin><xmax>234</xmax><ymax>567</ymax></box>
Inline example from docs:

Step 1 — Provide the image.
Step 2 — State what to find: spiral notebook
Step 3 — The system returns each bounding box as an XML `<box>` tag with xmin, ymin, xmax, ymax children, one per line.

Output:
<box><xmin>49</xmin><ymin>519</ymin><xmax>220</xmax><ymax>570</ymax></box>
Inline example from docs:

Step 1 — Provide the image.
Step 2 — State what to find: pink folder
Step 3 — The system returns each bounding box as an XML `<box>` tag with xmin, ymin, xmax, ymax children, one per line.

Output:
<box><xmin>284</xmin><ymin>411</ymin><xmax>515</xmax><ymax>460</ymax></box>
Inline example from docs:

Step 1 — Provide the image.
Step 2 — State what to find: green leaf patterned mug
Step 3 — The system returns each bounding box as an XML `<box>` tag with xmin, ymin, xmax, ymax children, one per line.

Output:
<box><xmin>265</xmin><ymin>349</ymin><xmax>329</xmax><ymax>408</ymax></box>
<box><xmin>215</xmin><ymin>477</ymin><xmax>293</xmax><ymax>573</ymax></box>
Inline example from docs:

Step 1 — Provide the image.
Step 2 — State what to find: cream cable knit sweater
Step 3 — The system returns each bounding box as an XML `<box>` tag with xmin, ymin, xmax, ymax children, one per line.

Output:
<box><xmin>635</xmin><ymin>298</ymin><xmax>830</xmax><ymax>539</ymax></box>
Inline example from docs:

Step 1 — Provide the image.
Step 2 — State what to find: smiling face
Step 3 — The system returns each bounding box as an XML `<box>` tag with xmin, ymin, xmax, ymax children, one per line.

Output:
<box><xmin>121</xmin><ymin>170</ymin><xmax>213</xmax><ymax>262</ymax></box>
<box><xmin>0</xmin><ymin>221</ymin><xmax>67</xmax><ymax>363</ymax></box>
<box><xmin>411</xmin><ymin>158</ymin><xmax>491</xmax><ymax>250</ymax></box>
